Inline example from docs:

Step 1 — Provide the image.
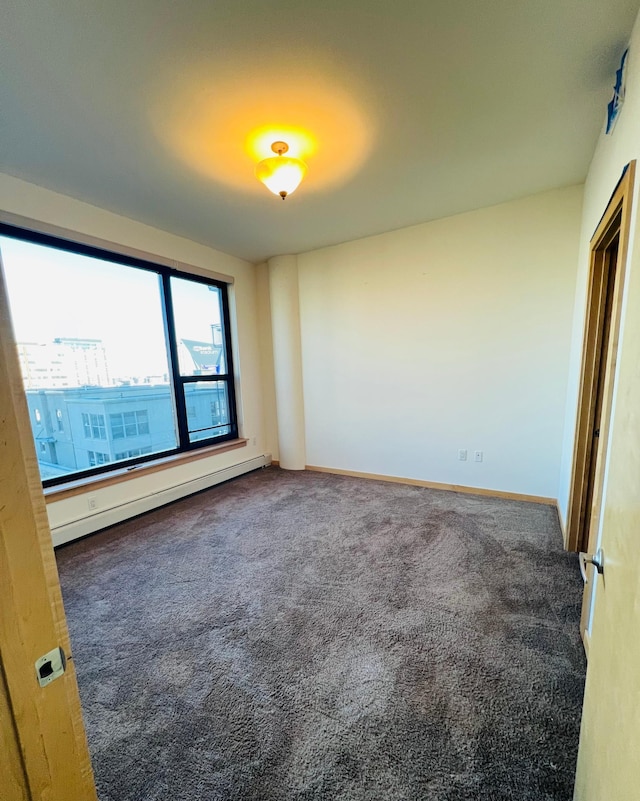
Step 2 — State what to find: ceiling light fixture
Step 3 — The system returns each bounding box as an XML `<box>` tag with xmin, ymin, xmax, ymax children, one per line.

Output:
<box><xmin>255</xmin><ymin>141</ymin><xmax>307</xmax><ymax>199</ymax></box>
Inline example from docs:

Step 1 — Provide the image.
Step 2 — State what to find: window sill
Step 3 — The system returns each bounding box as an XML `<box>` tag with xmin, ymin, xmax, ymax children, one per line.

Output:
<box><xmin>43</xmin><ymin>438</ymin><xmax>248</xmax><ymax>503</ymax></box>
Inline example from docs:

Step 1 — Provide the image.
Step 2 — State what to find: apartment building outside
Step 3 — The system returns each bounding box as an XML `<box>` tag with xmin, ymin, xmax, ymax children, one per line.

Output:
<box><xmin>26</xmin><ymin>383</ymin><xmax>230</xmax><ymax>480</ymax></box>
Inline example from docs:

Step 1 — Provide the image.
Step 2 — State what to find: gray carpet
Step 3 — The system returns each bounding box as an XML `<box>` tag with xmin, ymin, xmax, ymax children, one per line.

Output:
<box><xmin>56</xmin><ymin>467</ymin><xmax>586</xmax><ymax>801</ymax></box>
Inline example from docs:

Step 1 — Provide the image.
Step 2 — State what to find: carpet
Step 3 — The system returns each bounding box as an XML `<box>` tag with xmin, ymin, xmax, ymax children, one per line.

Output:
<box><xmin>56</xmin><ymin>467</ymin><xmax>586</xmax><ymax>801</ymax></box>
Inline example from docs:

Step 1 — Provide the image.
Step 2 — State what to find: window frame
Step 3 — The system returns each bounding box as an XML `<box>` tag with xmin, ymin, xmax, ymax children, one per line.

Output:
<box><xmin>0</xmin><ymin>222</ymin><xmax>239</xmax><ymax>488</ymax></box>
<box><xmin>162</xmin><ymin>275</ymin><xmax>237</xmax><ymax>447</ymax></box>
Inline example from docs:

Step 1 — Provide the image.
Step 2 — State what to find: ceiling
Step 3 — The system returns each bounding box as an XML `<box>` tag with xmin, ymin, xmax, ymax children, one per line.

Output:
<box><xmin>2</xmin><ymin>1</ymin><xmax>638</xmax><ymax>263</ymax></box>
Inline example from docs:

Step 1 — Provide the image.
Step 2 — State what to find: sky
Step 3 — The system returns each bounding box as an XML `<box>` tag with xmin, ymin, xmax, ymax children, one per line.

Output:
<box><xmin>0</xmin><ymin>235</ymin><xmax>222</xmax><ymax>378</ymax></box>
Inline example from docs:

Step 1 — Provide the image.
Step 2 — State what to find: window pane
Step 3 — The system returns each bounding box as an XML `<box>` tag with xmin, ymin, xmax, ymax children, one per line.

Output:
<box><xmin>109</xmin><ymin>413</ymin><xmax>125</xmax><ymax>439</ymax></box>
<box><xmin>136</xmin><ymin>410</ymin><xmax>149</xmax><ymax>434</ymax></box>
<box><xmin>171</xmin><ymin>277</ymin><xmax>227</xmax><ymax>377</ymax></box>
<box><xmin>0</xmin><ymin>236</ymin><xmax>179</xmax><ymax>481</ymax></box>
<box><xmin>183</xmin><ymin>382</ymin><xmax>231</xmax><ymax>443</ymax></box>
<box><xmin>123</xmin><ymin>411</ymin><xmax>137</xmax><ymax>436</ymax></box>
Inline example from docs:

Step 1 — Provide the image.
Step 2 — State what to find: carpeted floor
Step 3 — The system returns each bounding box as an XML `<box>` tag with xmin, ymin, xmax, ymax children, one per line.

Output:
<box><xmin>56</xmin><ymin>467</ymin><xmax>586</xmax><ymax>801</ymax></box>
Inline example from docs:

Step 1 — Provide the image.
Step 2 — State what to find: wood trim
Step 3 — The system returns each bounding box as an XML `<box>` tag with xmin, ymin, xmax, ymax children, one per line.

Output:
<box><xmin>44</xmin><ymin>438</ymin><xmax>248</xmax><ymax>502</ymax></box>
<box><xmin>0</xmin><ymin>662</ymin><xmax>29</xmax><ymax>801</ymax></box>
<box><xmin>556</xmin><ymin>501</ymin><xmax>567</xmax><ymax>540</ymax></box>
<box><xmin>305</xmin><ymin>465</ymin><xmax>556</xmax><ymax>505</ymax></box>
<box><xmin>0</xmin><ymin>210</ymin><xmax>235</xmax><ymax>284</ymax></box>
<box><xmin>583</xmin><ymin>242</ymin><xmax>622</xmax><ymax>551</ymax></box>
<box><xmin>565</xmin><ymin>161</ymin><xmax>636</xmax><ymax>552</ymax></box>
<box><xmin>0</xmin><ymin>262</ymin><xmax>98</xmax><ymax>798</ymax></box>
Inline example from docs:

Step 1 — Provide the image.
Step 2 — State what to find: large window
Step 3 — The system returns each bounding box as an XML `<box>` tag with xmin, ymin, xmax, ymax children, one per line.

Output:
<box><xmin>0</xmin><ymin>224</ymin><xmax>238</xmax><ymax>486</ymax></box>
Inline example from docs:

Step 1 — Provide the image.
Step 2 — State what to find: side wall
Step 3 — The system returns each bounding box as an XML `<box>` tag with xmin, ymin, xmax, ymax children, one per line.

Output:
<box><xmin>557</xmin><ymin>20</ymin><xmax>640</xmax><ymax>524</ymax></box>
<box><xmin>0</xmin><ymin>174</ymin><xmax>267</xmax><ymax>544</ymax></box>
<box><xmin>296</xmin><ymin>186</ymin><xmax>583</xmax><ymax>498</ymax></box>
<box><xmin>569</xmin><ymin>10</ymin><xmax>640</xmax><ymax>800</ymax></box>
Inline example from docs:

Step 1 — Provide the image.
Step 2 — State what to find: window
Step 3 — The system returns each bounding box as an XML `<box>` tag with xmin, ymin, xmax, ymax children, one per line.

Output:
<box><xmin>82</xmin><ymin>413</ymin><xmax>91</xmax><ymax>438</ymax></box>
<box><xmin>0</xmin><ymin>224</ymin><xmax>238</xmax><ymax>486</ymax></box>
<box><xmin>110</xmin><ymin>410</ymin><xmax>149</xmax><ymax>439</ymax></box>
<box><xmin>114</xmin><ymin>447</ymin><xmax>153</xmax><ymax>460</ymax></box>
<box><xmin>88</xmin><ymin>450</ymin><xmax>110</xmax><ymax>466</ymax></box>
<box><xmin>170</xmin><ymin>277</ymin><xmax>234</xmax><ymax>443</ymax></box>
<box><xmin>81</xmin><ymin>413</ymin><xmax>106</xmax><ymax>439</ymax></box>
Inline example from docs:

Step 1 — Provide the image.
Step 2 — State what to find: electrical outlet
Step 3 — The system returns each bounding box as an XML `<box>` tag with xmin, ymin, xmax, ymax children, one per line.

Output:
<box><xmin>88</xmin><ymin>496</ymin><xmax>97</xmax><ymax>510</ymax></box>
<box><xmin>474</xmin><ymin>450</ymin><xmax>483</xmax><ymax>463</ymax></box>
<box><xmin>458</xmin><ymin>449</ymin><xmax>467</xmax><ymax>461</ymax></box>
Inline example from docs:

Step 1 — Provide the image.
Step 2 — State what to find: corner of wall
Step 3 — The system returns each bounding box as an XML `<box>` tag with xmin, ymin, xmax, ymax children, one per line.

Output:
<box><xmin>255</xmin><ymin>262</ymin><xmax>279</xmax><ymax>461</ymax></box>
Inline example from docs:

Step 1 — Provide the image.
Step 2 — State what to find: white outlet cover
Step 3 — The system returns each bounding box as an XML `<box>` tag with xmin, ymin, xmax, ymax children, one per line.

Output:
<box><xmin>35</xmin><ymin>646</ymin><xmax>66</xmax><ymax>688</ymax></box>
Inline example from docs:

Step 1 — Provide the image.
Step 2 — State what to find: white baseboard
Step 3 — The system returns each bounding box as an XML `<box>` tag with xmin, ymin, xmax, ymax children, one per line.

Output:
<box><xmin>51</xmin><ymin>454</ymin><xmax>270</xmax><ymax>547</ymax></box>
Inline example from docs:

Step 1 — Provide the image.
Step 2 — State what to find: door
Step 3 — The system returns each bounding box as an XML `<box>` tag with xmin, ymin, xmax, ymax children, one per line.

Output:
<box><xmin>564</xmin><ymin>161</ymin><xmax>635</xmax><ymax>647</ymax></box>
<box><xmin>572</xmin><ymin>167</ymin><xmax>640</xmax><ymax>800</ymax></box>
<box><xmin>0</xmin><ymin>257</ymin><xmax>98</xmax><ymax>799</ymax></box>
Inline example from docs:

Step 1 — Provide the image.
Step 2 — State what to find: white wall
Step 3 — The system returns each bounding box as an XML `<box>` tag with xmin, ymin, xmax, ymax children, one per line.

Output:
<box><xmin>297</xmin><ymin>186</ymin><xmax>583</xmax><ymax>498</ymax></box>
<box><xmin>0</xmin><ymin>173</ymin><xmax>268</xmax><ymax>543</ymax></box>
<box><xmin>558</xmin><ymin>19</ymin><xmax>640</xmax><ymax>524</ymax></box>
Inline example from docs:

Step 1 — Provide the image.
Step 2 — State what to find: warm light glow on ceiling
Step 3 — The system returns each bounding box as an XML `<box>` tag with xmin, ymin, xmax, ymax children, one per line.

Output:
<box><xmin>150</xmin><ymin>70</ymin><xmax>374</xmax><ymax>195</ymax></box>
<box><xmin>246</xmin><ymin>127</ymin><xmax>315</xmax><ymax>163</ymax></box>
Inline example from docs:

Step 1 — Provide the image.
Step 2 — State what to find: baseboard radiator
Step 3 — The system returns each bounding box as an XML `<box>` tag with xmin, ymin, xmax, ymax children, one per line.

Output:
<box><xmin>51</xmin><ymin>454</ymin><xmax>270</xmax><ymax>547</ymax></box>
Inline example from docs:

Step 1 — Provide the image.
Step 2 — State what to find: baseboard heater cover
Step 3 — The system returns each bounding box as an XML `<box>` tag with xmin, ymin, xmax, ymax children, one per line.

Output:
<box><xmin>51</xmin><ymin>454</ymin><xmax>269</xmax><ymax>547</ymax></box>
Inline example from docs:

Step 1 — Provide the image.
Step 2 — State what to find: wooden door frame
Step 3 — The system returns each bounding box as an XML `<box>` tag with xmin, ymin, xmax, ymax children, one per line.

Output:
<box><xmin>565</xmin><ymin>160</ymin><xmax>636</xmax><ymax>553</ymax></box>
<box><xmin>0</xmin><ymin>259</ymin><xmax>98</xmax><ymax>799</ymax></box>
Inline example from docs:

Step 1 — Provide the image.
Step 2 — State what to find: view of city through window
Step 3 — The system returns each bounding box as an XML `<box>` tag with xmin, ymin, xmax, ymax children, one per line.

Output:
<box><xmin>0</xmin><ymin>233</ymin><xmax>234</xmax><ymax>483</ymax></box>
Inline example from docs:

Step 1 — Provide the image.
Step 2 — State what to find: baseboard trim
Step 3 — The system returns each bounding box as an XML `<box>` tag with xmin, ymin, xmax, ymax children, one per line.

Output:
<box><xmin>304</xmin><ymin>464</ymin><xmax>556</xmax><ymax>506</ymax></box>
<box><xmin>51</xmin><ymin>455</ymin><xmax>268</xmax><ymax>547</ymax></box>
<box><xmin>556</xmin><ymin>501</ymin><xmax>569</xmax><ymax>548</ymax></box>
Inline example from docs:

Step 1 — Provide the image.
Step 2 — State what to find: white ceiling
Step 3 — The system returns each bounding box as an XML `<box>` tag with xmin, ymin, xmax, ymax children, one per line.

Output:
<box><xmin>2</xmin><ymin>1</ymin><xmax>638</xmax><ymax>263</ymax></box>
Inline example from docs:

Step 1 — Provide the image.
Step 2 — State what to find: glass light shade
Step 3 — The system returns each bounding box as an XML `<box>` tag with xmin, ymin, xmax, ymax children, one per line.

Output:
<box><xmin>255</xmin><ymin>155</ymin><xmax>307</xmax><ymax>198</ymax></box>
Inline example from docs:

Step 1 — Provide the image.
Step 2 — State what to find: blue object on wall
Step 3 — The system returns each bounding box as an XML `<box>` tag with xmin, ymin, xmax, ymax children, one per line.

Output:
<box><xmin>606</xmin><ymin>48</ymin><xmax>629</xmax><ymax>135</ymax></box>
